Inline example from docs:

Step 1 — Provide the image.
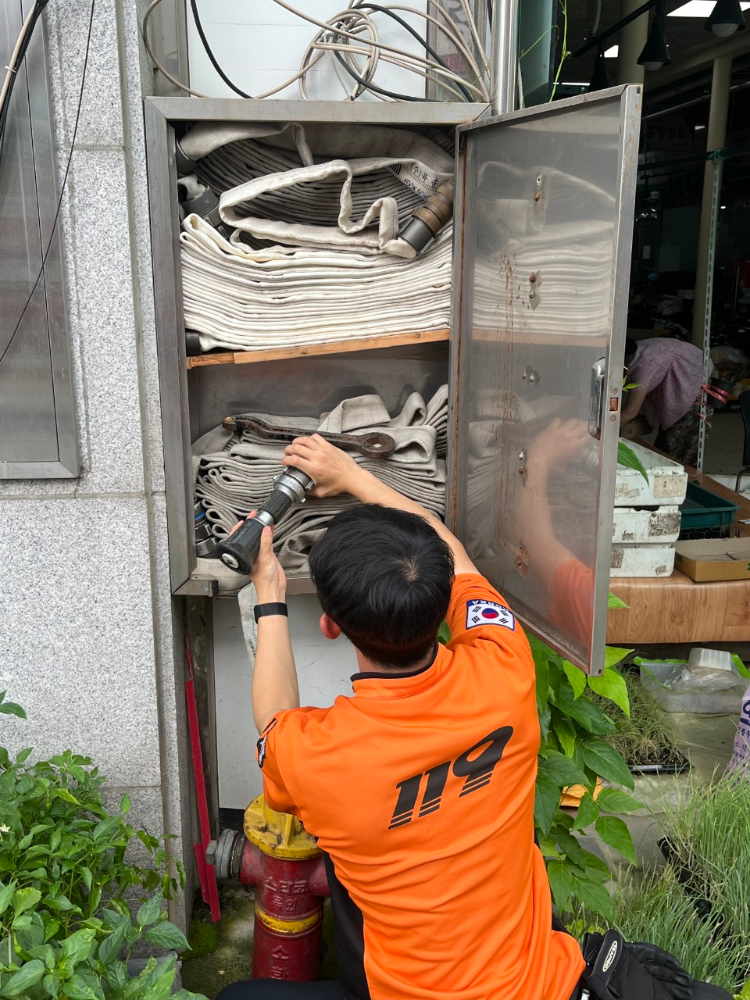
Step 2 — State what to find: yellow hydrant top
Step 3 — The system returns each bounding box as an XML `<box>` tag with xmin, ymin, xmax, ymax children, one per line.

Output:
<box><xmin>244</xmin><ymin>794</ymin><xmax>321</xmax><ymax>860</ymax></box>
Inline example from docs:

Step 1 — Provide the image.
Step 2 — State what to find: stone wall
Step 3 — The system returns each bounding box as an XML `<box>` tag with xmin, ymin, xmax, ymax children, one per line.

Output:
<box><xmin>0</xmin><ymin>0</ymin><xmax>193</xmax><ymax>926</ymax></box>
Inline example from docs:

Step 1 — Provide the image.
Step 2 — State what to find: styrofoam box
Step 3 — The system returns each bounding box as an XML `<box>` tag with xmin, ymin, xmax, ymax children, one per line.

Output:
<box><xmin>610</xmin><ymin>544</ymin><xmax>676</xmax><ymax>578</ymax></box>
<box><xmin>616</xmin><ymin>440</ymin><xmax>688</xmax><ymax>506</ymax></box>
<box><xmin>639</xmin><ymin>659</ymin><xmax>745</xmax><ymax>714</ymax></box>
<box><xmin>612</xmin><ymin>506</ymin><xmax>681</xmax><ymax>545</ymax></box>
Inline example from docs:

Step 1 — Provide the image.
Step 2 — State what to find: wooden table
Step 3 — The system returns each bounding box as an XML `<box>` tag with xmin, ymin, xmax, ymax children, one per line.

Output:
<box><xmin>606</xmin><ymin>458</ymin><xmax>750</xmax><ymax>645</ymax></box>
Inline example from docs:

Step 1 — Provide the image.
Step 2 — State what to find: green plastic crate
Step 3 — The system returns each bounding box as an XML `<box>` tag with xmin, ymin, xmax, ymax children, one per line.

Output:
<box><xmin>679</xmin><ymin>482</ymin><xmax>739</xmax><ymax>530</ymax></box>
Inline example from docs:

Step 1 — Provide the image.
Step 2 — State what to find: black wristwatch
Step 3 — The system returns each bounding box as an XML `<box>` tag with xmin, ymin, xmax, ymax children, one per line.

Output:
<box><xmin>254</xmin><ymin>602</ymin><xmax>288</xmax><ymax>623</ymax></box>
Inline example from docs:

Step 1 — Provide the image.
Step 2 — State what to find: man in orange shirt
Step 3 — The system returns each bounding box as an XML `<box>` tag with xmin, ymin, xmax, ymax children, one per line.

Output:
<box><xmin>221</xmin><ymin>435</ymin><xmax>716</xmax><ymax>1000</ymax></box>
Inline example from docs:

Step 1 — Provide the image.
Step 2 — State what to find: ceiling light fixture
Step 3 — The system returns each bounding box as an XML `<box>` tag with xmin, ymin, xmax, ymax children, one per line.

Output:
<box><xmin>604</xmin><ymin>44</ymin><xmax>619</xmax><ymax>56</ymax></box>
<box><xmin>705</xmin><ymin>0</ymin><xmax>746</xmax><ymax>35</ymax></box>
<box><xmin>669</xmin><ymin>0</ymin><xmax>749</xmax><ymax>16</ymax></box>
<box><xmin>638</xmin><ymin>1</ymin><xmax>671</xmax><ymax>70</ymax></box>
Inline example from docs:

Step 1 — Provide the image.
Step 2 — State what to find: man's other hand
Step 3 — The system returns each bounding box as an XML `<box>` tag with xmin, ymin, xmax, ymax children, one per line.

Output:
<box><xmin>282</xmin><ymin>435</ymin><xmax>361</xmax><ymax>498</ymax></box>
<box><xmin>229</xmin><ymin>512</ymin><xmax>286</xmax><ymax>602</ymax></box>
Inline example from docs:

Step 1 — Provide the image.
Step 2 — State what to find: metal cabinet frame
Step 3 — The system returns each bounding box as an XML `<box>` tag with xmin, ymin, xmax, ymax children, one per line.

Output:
<box><xmin>144</xmin><ymin>99</ymin><xmax>489</xmax><ymax>596</ymax></box>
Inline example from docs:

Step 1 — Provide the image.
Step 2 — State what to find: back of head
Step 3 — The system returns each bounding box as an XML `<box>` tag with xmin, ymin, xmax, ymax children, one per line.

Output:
<box><xmin>309</xmin><ymin>505</ymin><xmax>455</xmax><ymax>669</ymax></box>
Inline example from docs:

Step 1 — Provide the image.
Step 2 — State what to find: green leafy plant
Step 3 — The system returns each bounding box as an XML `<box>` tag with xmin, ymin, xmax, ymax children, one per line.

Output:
<box><xmin>617</xmin><ymin>440</ymin><xmax>649</xmax><ymax>483</ymax></box>
<box><xmin>533</xmin><ymin>640</ymin><xmax>642</xmax><ymax>922</ymax></box>
<box><xmin>0</xmin><ymin>706</ymin><xmax>207</xmax><ymax>1000</ymax></box>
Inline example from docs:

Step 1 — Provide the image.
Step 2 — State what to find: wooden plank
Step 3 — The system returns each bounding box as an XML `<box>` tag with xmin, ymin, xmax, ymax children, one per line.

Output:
<box><xmin>607</xmin><ymin>570</ymin><xmax>750</xmax><ymax>645</ymax></box>
<box><xmin>185</xmin><ymin>329</ymin><xmax>450</xmax><ymax>369</ymax></box>
<box><xmin>186</xmin><ymin>352</ymin><xmax>236</xmax><ymax>369</ymax></box>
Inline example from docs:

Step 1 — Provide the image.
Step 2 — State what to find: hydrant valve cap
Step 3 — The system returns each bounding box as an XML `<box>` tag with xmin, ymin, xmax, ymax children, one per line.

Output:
<box><xmin>244</xmin><ymin>795</ymin><xmax>320</xmax><ymax>859</ymax></box>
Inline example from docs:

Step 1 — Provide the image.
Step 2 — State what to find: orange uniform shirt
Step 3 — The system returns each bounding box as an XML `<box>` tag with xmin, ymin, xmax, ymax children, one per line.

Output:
<box><xmin>257</xmin><ymin>573</ymin><xmax>585</xmax><ymax>1000</ymax></box>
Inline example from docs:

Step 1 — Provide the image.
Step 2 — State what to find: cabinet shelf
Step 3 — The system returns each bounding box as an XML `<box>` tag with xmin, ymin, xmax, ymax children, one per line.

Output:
<box><xmin>185</xmin><ymin>329</ymin><xmax>450</xmax><ymax>369</ymax></box>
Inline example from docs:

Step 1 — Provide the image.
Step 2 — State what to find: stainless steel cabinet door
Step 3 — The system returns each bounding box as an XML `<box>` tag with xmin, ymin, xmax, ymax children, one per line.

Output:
<box><xmin>448</xmin><ymin>87</ymin><xmax>641</xmax><ymax>674</ymax></box>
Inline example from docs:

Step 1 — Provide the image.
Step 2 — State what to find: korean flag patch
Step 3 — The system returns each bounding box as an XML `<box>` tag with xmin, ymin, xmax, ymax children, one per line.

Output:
<box><xmin>466</xmin><ymin>599</ymin><xmax>515</xmax><ymax>631</ymax></box>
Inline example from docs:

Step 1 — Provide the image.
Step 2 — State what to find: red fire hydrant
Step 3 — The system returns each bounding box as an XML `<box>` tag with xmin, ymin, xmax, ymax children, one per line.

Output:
<box><xmin>213</xmin><ymin>796</ymin><xmax>329</xmax><ymax>982</ymax></box>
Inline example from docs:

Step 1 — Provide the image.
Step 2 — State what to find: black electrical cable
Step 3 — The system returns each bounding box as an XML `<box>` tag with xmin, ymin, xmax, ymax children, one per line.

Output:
<box><xmin>0</xmin><ymin>0</ymin><xmax>96</xmax><ymax>373</ymax></box>
<box><xmin>332</xmin><ymin>50</ymin><xmax>429</xmax><ymax>101</ymax></box>
<box><xmin>347</xmin><ymin>1</ymin><xmax>472</xmax><ymax>101</ymax></box>
<box><xmin>188</xmin><ymin>0</ymin><xmax>252</xmax><ymax>98</ymax></box>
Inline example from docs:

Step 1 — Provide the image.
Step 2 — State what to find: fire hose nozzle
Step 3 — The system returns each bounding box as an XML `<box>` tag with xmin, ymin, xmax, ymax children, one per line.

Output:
<box><xmin>216</xmin><ymin>467</ymin><xmax>314</xmax><ymax>575</ymax></box>
<box><xmin>399</xmin><ymin>178</ymin><xmax>455</xmax><ymax>255</ymax></box>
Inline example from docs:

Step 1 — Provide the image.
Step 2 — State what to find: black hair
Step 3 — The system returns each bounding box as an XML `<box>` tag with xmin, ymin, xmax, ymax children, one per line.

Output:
<box><xmin>309</xmin><ymin>504</ymin><xmax>455</xmax><ymax>669</ymax></box>
<box><xmin>624</xmin><ymin>338</ymin><xmax>638</xmax><ymax>365</ymax></box>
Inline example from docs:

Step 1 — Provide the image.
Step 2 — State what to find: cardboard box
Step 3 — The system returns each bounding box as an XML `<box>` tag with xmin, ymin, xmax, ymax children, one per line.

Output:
<box><xmin>674</xmin><ymin>538</ymin><xmax>750</xmax><ymax>582</ymax></box>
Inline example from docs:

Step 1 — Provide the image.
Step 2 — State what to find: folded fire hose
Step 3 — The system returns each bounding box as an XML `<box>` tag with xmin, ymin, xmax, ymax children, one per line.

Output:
<box><xmin>177</xmin><ymin>122</ymin><xmax>455</xmax><ymax>353</ymax></box>
<box><xmin>193</xmin><ymin>386</ymin><xmax>448</xmax><ymax>590</ymax></box>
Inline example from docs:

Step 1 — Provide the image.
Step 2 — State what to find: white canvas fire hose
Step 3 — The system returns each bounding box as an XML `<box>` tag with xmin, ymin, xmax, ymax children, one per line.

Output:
<box><xmin>177</xmin><ymin>123</ymin><xmax>455</xmax><ymax>352</ymax></box>
<box><xmin>194</xmin><ymin>386</ymin><xmax>448</xmax><ymax>590</ymax></box>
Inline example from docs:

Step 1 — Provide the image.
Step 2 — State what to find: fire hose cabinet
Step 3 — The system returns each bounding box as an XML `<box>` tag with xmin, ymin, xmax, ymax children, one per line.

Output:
<box><xmin>145</xmin><ymin>87</ymin><xmax>641</xmax><ymax>676</ymax></box>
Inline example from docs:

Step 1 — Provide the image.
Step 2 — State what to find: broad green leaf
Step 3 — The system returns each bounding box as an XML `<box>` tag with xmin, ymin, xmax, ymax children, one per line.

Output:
<box><xmin>571</xmin><ymin>874</ymin><xmax>614</xmax><ymax>922</ymax></box>
<box><xmin>120</xmin><ymin>794</ymin><xmax>131</xmax><ymax>816</ymax></box>
<box><xmin>581</xmin><ymin>848</ymin><xmax>612</xmax><ymax>879</ymax></box>
<box><xmin>15</xmin><ymin>750</ymin><xmax>32</xmax><ymax>765</ymax></box>
<box><xmin>144</xmin><ymin>922</ymin><xmax>190</xmax><ymax>952</ymax></box>
<box><xmin>581</xmin><ymin>739</ymin><xmax>634</xmax><ymax>790</ymax></box>
<box><xmin>15</xmin><ymin>912</ymin><xmax>44</xmax><ymax>951</ymax></box>
<box><xmin>104</xmin><ymin>963</ymin><xmax>127</xmax><ymax>994</ymax></box>
<box><xmin>0</xmin><ymin>883</ymin><xmax>16</xmax><ymax>917</ymax></box>
<box><xmin>596</xmin><ymin>789</ymin><xmax>643</xmax><ymax>814</ymax></box>
<box><xmin>587</xmin><ymin>668</ymin><xmax>630</xmax><ymax>717</ymax></box>
<box><xmin>617</xmin><ymin>441</ymin><xmax>649</xmax><ymax>483</ymax></box>
<box><xmin>13</xmin><ymin>888</ymin><xmax>41</xmax><ymax>916</ymax></box>
<box><xmin>607</xmin><ymin>592</ymin><xmax>629</xmax><ymax>610</ymax></box>
<box><xmin>604</xmin><ymin>647</ymin><xmax>633</xmax><ymax>670</ymax></box>
<box><xmin>0</xmin><ymin>959</ymin><xmax>45</xmax><ymax>997</ymax></box>
<box><xmin>595</xmin><ymin>815</ymin><xmax>637</xmax><ymax>865</ymax></box>
<box><xmin>551</xmin><ymin>716</ymin><xmax>576</xmax><ymax>758</ymax></box>
<box><xmin>136</xmin><ymin>894</ymin><xmax>163</xmax><ymax>929</ymax></box>
<box><xmin>27</xmin><ymin>946</ymin><xmax>55</xmax><ymax>972</ymax></box>
<box><xmin>43</xmin><ymin>921</ymin><xmax>60</xmax><ymax>944</ymax></box>
<box><xmin>534</xmin><ymin>774</ymin><xmax>561</xmax><ymax>837</ymax></box>
<box><xmin>141</xmin><ymin>968</ymin><xmax>177</xmax><ymax>1000</ymax></box>
<box><xmin>63</xmin><ymin>974</ymin><xmax>103</xmax><ymax>1000</ymax></box>
<box><xmin>124</xmin><ymin>959</ymin><xmax>158</xmax><ymax>1000</ymax></box>
<box><xmin>98</xmin><ymin>922</ymin><xmax>128</xmax><ymax>967</ymax></box>
<box><xmin>43</xmin><ymin>974</ymin><xmax>61</xmax><ymax>999</ymax></box>
<box><xmin>54</xmin><ymin>790</ymin><xmax>79</xmax><ymax>807</ymax></box>
<box><xmin>101</xmin><ymin>910</ymin><xmax>126</xmax><ymax>931</ymax></box>
<box><xmin>49</xmin><ymin>832</ymin><xmax>61</xmax><ymax>854</ymax></box>
<box><xmin>538</xmin><ymin>752</ymin><xmax>588</xmax><ymax>789</ymax></box>
<box><xmin>0</xmin><ymin>703</ymin><xmax>26</xmax><ymax>719</ymax></box>
<box><xmin>61</xmin><ymin>930</ymin><xmax>95</xmax><ymax>969</ymax></box>
<box><xmin>546</xmin><ymin>859</ymin><xmax>574</xmax><ymax>912</ymax></box>
<box><xmin>555</xmin><ymin>690</ymin><xmax>616</xmax><ymax>736</ymax></box>
<box><xmin>572</xmin><ymin>792</ymin><xmax>600</xmax><ymax>832</ymax></box>
<box><xmin>80</xmin><ymin>869</ymin><xmax>92</xmax><ymax>891</ymax></box>
<box><xmin>44</xmin><ymin>895</ymin><xmax>77</xmax><ymax>913</ymax></box>
<box><xmin>562</xmin><ymin>661</ymin><xmax>587</xmax><ymax>699</ymax></box>
<box><xmin>436</xmin><ymin>621</ymin><xmax>450</xmax><ymax>645</ymax></box>
<box><xmin>739</xmin><ymin>976</ymin><xmax>750</xmax><ymax>1000</ymax></box>
<box><xmin>551</xmin><ymin>828</ymin><xmax>587</xmax><ymax>868</ymax></box>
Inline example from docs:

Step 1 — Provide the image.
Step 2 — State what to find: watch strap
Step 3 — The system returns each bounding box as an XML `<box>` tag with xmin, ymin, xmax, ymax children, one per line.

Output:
<box><xmin>254</xmin><ymin>602</ymin><xmax>288</xmax><ymax>623</ymax></box>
